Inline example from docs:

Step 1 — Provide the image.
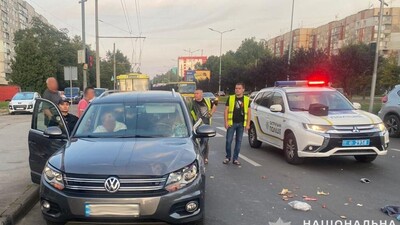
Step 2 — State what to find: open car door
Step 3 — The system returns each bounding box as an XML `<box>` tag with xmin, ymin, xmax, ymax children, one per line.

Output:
<box><xmin>28</xmin><ymin>98</ymin><xmax>69</xmax><ymax>184</ymax></box>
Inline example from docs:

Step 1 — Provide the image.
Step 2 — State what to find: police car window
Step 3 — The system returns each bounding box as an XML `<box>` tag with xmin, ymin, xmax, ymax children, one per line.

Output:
<box><xmin>259</xmin><ymin>92</ymin><xmax>272</xmax><ymax>108</ymax></box>
<box><xmin>271</xmin><ymin>93</ymin><xmax>284</xmax><ymax>109</ymax></box>
<box><xmin>254</xmin><ymin>92</ymin><xmax>266</xmax><ymax>105</ymax></box>
<box><xmin>287</xmin><ymin>91</ymin><xmax>353</xmax><ymax>111</ymax></box>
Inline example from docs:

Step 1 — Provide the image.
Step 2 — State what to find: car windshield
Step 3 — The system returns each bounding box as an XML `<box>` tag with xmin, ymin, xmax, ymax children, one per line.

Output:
<box><xmin>203</xmin><ymin>92</ymin><xmax>215</xmax><ymax>98</ymax></box>
<box><xmin>13</xmin><ymin>93</ymin><xmax>34</xmax><ymax>100</ymax></box>
<box><xmin>94</xmin><ymin>89</ymin><xmax>106</xmax><ymax>97</ymax></box>
<box><xmin>178</xmin><ymin>84</ymin><xmax>196</xmax><ymax>93</ymax></box>
<box><xmin>65</xmin><ymin>88</ymin><xmax>80</xmax><ymax>96</ymax></box>
<box><xmin>287</xmin><ymin>91</ymin><xmax>354</xmax><ymax>111</ymax></box>
<box><xmin>74</xmin><ymin>102</ymin><xmax>189</xmax><ymax>138</ymax></box>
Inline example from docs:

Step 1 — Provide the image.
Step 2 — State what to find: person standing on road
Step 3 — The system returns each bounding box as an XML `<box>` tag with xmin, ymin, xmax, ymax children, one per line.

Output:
<box><xmin>190</xmin><ymin>88</ymin><xmax>217</xmax><ymax>164</ymax></box>
<box><xmin>223</xmin><ymin>83</ymin><xmax>251</xmax><ymax>165</ymax></box>
<box><xmin>43</xmin><ymin>77</ymin><xmax>61</xmax><ymax>105</ymax></box>
<box><xmin>77</xmin><ymin>87</ymin><xmax>95</xmax><ymax>117</ymax></box>
<box><xmin>58</xmin><ymin>99</ymin><xmax>79</xmax><ymax>133</ymax></box>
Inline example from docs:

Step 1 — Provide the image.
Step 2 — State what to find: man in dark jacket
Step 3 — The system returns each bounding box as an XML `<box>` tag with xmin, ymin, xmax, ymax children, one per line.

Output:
<box><xmin>58</xmin><ymin>99</ymin><xmax>78</xmax><ymax>133</ymax></box>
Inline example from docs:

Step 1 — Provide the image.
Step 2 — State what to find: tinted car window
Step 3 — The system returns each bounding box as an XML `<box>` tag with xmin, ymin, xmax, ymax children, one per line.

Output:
<box><xmin>33</xmin><ymin>101</ymin><xmax>68</xmax><ymax>133</ymax></box>
<box><xmin>287</xmin><ymin>91</ymin><xmax>354</xmax><ymax>111</ymax></box>
<box><xmin>259</xmin><ymin>92</ymin><xmax>272</xmax><ymax>108</ymax></box>
<box><xmin>75</xmin><ymin>102</ymin><xmax>189</xmax><ymax>138</ymax></box>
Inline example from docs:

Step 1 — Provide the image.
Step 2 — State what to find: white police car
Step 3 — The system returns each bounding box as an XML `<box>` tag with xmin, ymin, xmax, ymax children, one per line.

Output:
<box><xmin>248</xmin><ymin>80</ymin><xmax>389</xmax><ymax>164</ymax></box>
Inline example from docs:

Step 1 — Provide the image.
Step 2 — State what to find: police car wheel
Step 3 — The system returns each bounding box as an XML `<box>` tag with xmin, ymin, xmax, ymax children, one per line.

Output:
<box><xmin>354</xmin><ymin>155</ymin><xmax>377</xmax><ymax>163</ymax></box>
<box><xmin>248</xmin><ymin>123</ymin><xmax>262</xmax><ymax>148</ymax></box>
<box><xmin>284</xmin><ymin>133</ymin><xmax>304</xmax><ymax>164</ymax></box>
<box><xmin>384</xmin><ymin>114</ymin><xmax>400</xmax><ymax>137</ymax></box>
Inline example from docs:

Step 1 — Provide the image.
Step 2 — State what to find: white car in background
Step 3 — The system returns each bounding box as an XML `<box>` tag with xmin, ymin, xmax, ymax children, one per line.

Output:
<box><xmin>8</xmin><ymin>92</ymin><xmax>40</xmax><ymax>114</ymax></box>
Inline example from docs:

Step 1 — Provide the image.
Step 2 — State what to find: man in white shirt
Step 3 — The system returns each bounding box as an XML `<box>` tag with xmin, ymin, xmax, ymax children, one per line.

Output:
<box><xmin>94</xmin><ymin>111</ymin><xmax>127</xmax><ymax>133</ymax></box>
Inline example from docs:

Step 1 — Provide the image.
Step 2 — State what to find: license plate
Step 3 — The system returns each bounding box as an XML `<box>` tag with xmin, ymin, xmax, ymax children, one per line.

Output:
<box><xmin>85</xmin><ymin>203</ymin><xmax>140</xmax><ymax>217</ymax></box>
<box><xmin>342</xmin><ymin>139</ymin><xmax>370</xmax><ymax>147</ymax></box>
<box><xmin>16</xmin><ymin>108</ymin><xmax>24</xmax><ymax>110</ymax></box>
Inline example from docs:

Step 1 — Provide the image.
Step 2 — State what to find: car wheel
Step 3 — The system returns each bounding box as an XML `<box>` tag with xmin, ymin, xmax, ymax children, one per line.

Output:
<box><xmin>248</xmin><ymin>123</ymin><xmax>262</xmax><ymax>148</ymax></box>
<box><xmin>45</xmin><ymin>220</ymin><xmax>65</xmax><ymax>225</ymax></box>
<box><xmin>283</xmin><ymin>132</ymin><xmax>304</xmax><ymax>164</ymax></box>
<box><xmin>354</xmin><ymin>155</ymin><xmax>377</xmax><ymax>163</ymax></box>
<box><xmin>384</xmin><ymin>115</ymin><xmax>400</xmax><ymax>137</ymax></box>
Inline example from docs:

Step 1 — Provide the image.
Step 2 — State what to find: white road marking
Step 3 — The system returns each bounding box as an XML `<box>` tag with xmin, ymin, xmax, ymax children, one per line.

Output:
<box><xmin>215</xmin><ymin>133</ymin><xmax>224</xmax><ymax>137</ymax></box>
<box><xmin>391</xmin><ymin>148</ymin><xmax>400</xmax><ymax>152</ymax></box>
<box><xmin>239</xmin><ymin>154</ymin><xmax>262</xmax><ymax>167</ymax></box>
<box><xmin>216</xmin><ymin>127</ymin><xmax>248</xmax><ymax>137</ymax></box>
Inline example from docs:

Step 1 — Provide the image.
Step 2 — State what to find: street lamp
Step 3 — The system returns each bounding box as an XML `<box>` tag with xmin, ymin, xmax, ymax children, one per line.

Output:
<box><xmin>183</xmin><ymin>49</ymin><xmax>200</xmax><ymax>56</ymax></box>
<box><xmin>287</xmin><ymin>0</ymin><xmax>295</xmax><ymax>81</ymax></box>
<box><xmin>209</xmin><ymin>28</ymin><xmax>235</xmax><ymax>93</ymax></box>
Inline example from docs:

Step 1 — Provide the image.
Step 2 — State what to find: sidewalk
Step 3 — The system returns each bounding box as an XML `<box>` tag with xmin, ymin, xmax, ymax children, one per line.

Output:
<box><xmin>0</xmin><ymin>105</ymin><xmax>78</xmax><ymax>225</ymax></box>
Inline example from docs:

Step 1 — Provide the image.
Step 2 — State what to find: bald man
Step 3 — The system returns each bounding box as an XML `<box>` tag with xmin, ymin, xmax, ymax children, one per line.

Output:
<box><xmin>43</xmin><ymin>77</ymin><xmax>62</xmax><ymax>105</ymax></box>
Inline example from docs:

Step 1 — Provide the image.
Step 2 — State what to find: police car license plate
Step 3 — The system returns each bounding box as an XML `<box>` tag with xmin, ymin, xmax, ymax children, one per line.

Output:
<box><xmin>342</xmin><ymin>139</ymin><xmax>370</xmax><ymax>147</ymax></box>
<box><xmin>85</xmin><ymin>203</ymin><xmax>140</xmax><ymax>217</ymax></box>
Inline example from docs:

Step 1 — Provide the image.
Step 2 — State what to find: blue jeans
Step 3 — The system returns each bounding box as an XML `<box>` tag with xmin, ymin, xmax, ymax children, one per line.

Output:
<box><xmin>225</xmin><ymin>123</ymin><xmax>244</xmax><ymax>161</ymax></box>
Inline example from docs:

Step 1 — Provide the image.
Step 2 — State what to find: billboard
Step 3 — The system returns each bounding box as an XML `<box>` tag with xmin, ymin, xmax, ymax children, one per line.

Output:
<box><xmin>185</xmin><ymin>70</ymin><xmax>196</xmax><ymax>82</ymax></box>
<box><xmin>194</xmin><ymin>70</ymin><xmax>210</xmax><ymax>82</ymax></box>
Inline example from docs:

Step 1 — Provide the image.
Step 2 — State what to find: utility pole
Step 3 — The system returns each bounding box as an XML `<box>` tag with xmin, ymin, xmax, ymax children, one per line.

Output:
<box><xmin>369</xmin><ymin>0</ymin><xmax>388</xmax><ymax>112</ymax></box>
<box><xmin>95</xmin><ymin>0</ymin><xmax>100</xmax><ymax>88</ymax></box>
<box><xmin>80</xmin><ymin>0</ymin><xmax>87</xmax><ymax>90</ymax></box>
<box><xmin>209</xmin><ymin>28</ymin><xmax>235</xmax><ymax>93</ymax></box>
<box><xmin>113</xmin><ymin>43</ymin><xmax>116</xmax><ymax>90</ymax></box>
<box><xmin>287</xmin><ymin>0</ymin><xmax>295</xmax><ymax>81</ymax></box>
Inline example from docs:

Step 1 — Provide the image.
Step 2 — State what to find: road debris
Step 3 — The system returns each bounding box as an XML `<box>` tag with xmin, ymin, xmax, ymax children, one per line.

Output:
<box><xmin>381</xmin><ymin>205</ymin><xmax>400</xmax><ymax>220</ymax></box>
<box><xmin>317</xmin><ymin>191</ymin><xmax>330</xmax><ymax>196</ymax></box>
<box><xmin>357</xmin><ymin>204</ymin><xmax>363</xmax><ymax>207</ymax></box>
<box><xmin>303</xmin><ymin>196</ymin><xmax>318</xmax><ymax>201</ymax></box>
<box><xmin>279</xmin><ymin>189</ymin><xmax>291</xmax><ymax>195</ymax></box>
<box><xmin>288</xmin><ymin>201</ymin><xmax>312</xmax><ymax>211</ymax></box>
<box><xmin>261</xmin><ymin>176</ymin><xmax>267</xmax><ymax>179</ymax></box>
<box><xmin>210</xmin><ymin>176</ymin><xmax>215</xmax><ymax>179</ymax></box>
<box><xmin>340</xmin><ymin>216</ymin><xmax>347</xmax><ymax>219</ymax></box>
<box><xmin>360</xmin><ymin>178</ymin><xmax>371</xmax><ymax>183</ymax></box>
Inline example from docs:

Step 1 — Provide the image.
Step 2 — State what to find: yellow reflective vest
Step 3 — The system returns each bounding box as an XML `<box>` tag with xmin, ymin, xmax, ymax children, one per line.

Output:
<box><xmin>227</xmin><ymin>95</ymin><xmax>249</xmax><ymax>127</ymax></box>
<box><xmin>191</xmin><ymin>98</ymin><xmax>212</xmax><ymax>124</ymax></box>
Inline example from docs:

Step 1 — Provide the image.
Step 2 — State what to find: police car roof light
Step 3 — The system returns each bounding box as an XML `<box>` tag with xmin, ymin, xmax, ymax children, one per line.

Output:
<box><xmin>308</xmin><ymin>80</ymin><xmax>326</xmax><ymax>86</ymax></box>
<box><xmin>274</xmin><ymin>80</ymin><xmax>308</xmax><ymax>87</ymax></box>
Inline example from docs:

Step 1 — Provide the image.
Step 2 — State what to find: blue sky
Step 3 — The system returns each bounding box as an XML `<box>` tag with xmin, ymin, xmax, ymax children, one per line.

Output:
<box><xmin>26</xmin><ymin>0</ymin><xmax>400</xmax><ymax>77</ymax></box>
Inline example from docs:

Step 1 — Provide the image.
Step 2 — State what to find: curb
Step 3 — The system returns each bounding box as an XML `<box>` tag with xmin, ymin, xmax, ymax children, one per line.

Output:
<box><xmin>0</xmin><ymin>184</ymin><xmax>39</xmax><ymax>225</ymax></box>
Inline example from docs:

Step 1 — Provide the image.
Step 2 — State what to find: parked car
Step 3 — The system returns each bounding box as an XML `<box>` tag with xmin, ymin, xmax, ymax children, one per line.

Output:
<box><xmin>64</xmin><ymin>87</ymin><xmax>81</xmax><ymax>104</ymax></box>
<box><xmin>379</xmin><ymin>85</ymin><xmax>400</xmax><ymax>137</ymax></box>
<box><xmin>94</xmin><ymin>88</ymin><xmax>108</xmax><ymax>97</ymax></box>
<box><xmin>28</xmin><ymin>91</ymin><xmax>215</xmax><ymax>225</ymax></box>
<box><xmin>216</xmin><ymin>91</ymin><xmax>225</xmax><ymax>96</ymax></box>
<box><xmin>8</xmin><ymin>92</ymin><xmax>40</xmax><ymax>114</ymax></box>
<box><xmin>203</xmin><ymin>92</ymin><xmax>219</xmax><ymax>105</ymax></box>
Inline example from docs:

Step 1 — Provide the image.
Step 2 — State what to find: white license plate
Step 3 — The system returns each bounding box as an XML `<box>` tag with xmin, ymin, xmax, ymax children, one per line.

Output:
<box><xmin>342</xmin><ymin>139</ymin><xmax>370</xmax><ymax>147</ymax></box>
<box><xmin>85</xmin><ymin>203</ymin><xmax>140</xmax><ymax>217</ymax></box>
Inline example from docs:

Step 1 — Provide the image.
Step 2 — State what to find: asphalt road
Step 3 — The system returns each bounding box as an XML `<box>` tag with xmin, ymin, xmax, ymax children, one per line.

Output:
<box><xmin>17</xmin><ymin>104</ymin><xmax>400</xmax><ymax>225</ymax></box>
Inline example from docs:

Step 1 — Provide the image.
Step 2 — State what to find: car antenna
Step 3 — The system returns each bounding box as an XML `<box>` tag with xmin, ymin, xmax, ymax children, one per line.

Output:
<box><xmin>172</xmin><ymin>88</ymin><xmax>176</xmax><ymax>97</ymax></box>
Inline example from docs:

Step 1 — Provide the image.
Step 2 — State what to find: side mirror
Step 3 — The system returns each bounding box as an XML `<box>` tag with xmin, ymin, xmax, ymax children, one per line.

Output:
<box><xmin>270</xmin><ymin>104</ymin><xmax>283</xmax><ymax>112</ymax></box>
<box><xmin>195</xmin><ymin>125</ymin><xmax>216</xmax><ymax>138</ymax></box>
<box><xmin>353</xmin><ymin>102</ymin><xmax>361</xmax><ymax>110</ymax></box>
<box><xmin>44</xmin><ymin>126</ymin><xmax>63</xmax><ymax>138</ymax></box>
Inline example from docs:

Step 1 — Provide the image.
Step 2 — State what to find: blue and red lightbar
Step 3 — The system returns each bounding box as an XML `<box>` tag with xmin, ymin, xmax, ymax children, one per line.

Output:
<box><xmin>274</xmin><ymin>80</ymin><xmax>327</xmax><ymax>87</ymax></box>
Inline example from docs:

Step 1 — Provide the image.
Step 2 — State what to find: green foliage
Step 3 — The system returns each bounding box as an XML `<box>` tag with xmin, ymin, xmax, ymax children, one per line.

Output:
<box><xmin>100</xmin><ymin>50</ymin><xmax>131</xmax><ymax>89</ymax></box>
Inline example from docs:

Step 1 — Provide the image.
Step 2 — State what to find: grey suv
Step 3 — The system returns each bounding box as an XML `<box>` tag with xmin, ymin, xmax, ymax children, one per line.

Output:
<box><xmin>28</xmin><ymin>91</ymin><xmax>215</xmax><ymax>225</ymax></box>
<box><xmin>378</xmin><ymin>85</ymin><xmax>400</xmax><ymax>137</ymax></box>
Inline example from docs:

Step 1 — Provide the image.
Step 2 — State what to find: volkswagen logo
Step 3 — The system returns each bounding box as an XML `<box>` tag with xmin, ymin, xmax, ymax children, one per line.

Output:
<box><xmin>352</xmin><ymin>126</ymin><xmax>360</xmax><ymax>133</ymax></box>
<box><xmin>104</xmin><ymin>177</ymin><xmax>120</xmax><ymax>193</ymax></box>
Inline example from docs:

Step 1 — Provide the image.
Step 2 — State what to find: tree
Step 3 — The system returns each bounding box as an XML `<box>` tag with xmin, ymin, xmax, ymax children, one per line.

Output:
<box><xmin>378</xmin><ymin>56</ymin><xmax>400</xmax><ymax>94</ymax></box>
<box><xmin>100</xmin><ymin>50</ymin><xmax>131</xmax><ymax>89</ymax></box>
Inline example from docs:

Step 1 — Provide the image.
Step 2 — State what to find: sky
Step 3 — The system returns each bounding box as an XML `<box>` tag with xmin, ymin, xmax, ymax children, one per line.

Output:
<box><xmin>25</xmin><ymin>0</ymin><xmax>400</xmax><ymax>78</ymax></box>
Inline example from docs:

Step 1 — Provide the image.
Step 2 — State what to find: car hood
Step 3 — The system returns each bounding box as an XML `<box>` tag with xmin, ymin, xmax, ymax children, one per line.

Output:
<box><xmin>48</xmin><ymin>138</ymin><xmax>197</xmax><ymax>176</ymax></box>
<box><xmin>10</xmin><ymin>100</ymin><xmax>34</xmax><ymax>104</ymax></box>
<box><xmin>298</xmin><ymin>110</ymin><xmax>382</xmax><ymax>125</ymax></box>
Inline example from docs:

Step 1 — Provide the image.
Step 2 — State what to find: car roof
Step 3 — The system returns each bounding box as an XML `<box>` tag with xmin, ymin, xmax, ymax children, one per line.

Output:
<box><xmin>92</xmin><ymin>91</ymin><xmax>183</xmax><ymax>104</ymax></box>
<box><xmin>260</xmin><ymin>86</ymin><xmax>337</xmax><ymax>93</ymax></box>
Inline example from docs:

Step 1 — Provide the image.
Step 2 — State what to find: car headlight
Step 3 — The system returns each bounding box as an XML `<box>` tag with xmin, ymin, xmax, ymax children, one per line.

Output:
<box><xmin>303</xmin><ymin>123</ymin><xmax>332</xmax><ymax>133</ymax></box>
<box><xmin>165</xmin><ymin>161</ymin><xmax>198</xmax><ymax>192</ymax></box>
<box><xmin>374</xmin><ymin>123</ymin><xmax>387</xmax><ymax>132</ymax></box>
<box><xmin>43</xmin><ymin>165</ymin><xmax>64</xmax><ymax>190</ymax></box>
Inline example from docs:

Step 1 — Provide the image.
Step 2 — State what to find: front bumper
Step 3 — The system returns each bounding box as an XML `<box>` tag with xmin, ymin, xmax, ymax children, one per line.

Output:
<box><xmin>40</xmin><ymin>174</ymin><xmax>205</xmax><ymax>224</ymax></box>
<box><xmin>296</xmin><ymin>129</ymin><xmax>389</xmax><ymax>158</ymax></box>
<box><xmin>8</xmin><ymin>105</ymin><xmax>34</xmax><ymax>113</ymax></box>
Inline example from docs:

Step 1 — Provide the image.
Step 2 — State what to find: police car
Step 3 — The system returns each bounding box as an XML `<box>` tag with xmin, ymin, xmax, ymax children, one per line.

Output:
<box><xmin>248</xmin><ymin>80</ymin><xmax>389</xmax><ymax>164</ymax></box>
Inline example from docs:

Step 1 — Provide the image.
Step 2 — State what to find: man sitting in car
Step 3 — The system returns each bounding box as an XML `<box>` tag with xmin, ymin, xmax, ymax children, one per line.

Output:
<box><xmin>94</xmin><ymin>111</ymin><xmax>127</xmax><ymax>133</ymax></box>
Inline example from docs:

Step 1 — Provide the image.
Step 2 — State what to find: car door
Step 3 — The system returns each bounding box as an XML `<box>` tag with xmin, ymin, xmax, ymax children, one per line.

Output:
<box><xmin>28</xmin><ymin>98</ymin><xmax>69</xmax><ymax>184</ymax></box>
<box><xmin>265</xmin><ymin>92</ymin><xmax>286</xmax><ymax>148</ymax></box>
<box><xmin>253</xmin><ymin>91</ymin><xmax>273</xmax><ymax>143</ymax></box>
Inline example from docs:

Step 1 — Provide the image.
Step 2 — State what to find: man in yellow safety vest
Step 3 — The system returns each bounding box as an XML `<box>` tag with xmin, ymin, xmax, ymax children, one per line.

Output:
<box><xmin>223</xmin><ymin>83</ymin><xmax>251</xmax><ymax>165</ymax></box>
<box><xmin>191</xmin><ymin>88</ymin><xmax>217</xmax><ymax>164</ymax></box>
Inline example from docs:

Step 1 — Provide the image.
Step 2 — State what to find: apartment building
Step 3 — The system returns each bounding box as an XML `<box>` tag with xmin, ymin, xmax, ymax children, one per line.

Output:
<box><xmin>0</xmin><ymin>0</ymin><xmax>48</xmax><ymax>85</ymax></box>
<box><xmin>267</xmin><ymin>7</ymin><xmax>400</xmax><ymax>57</ymax></box>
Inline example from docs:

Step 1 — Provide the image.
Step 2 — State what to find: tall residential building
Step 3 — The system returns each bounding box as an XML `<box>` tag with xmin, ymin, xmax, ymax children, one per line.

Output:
<box><xmin>0</xmin><ymin>0</ymin><xmax>49</xmax><ymax>85</ymax></box>
<box><xmin>266</xmin><ymin>7</ymin><xmax>400</xmax><ymax>57</ymax></box>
